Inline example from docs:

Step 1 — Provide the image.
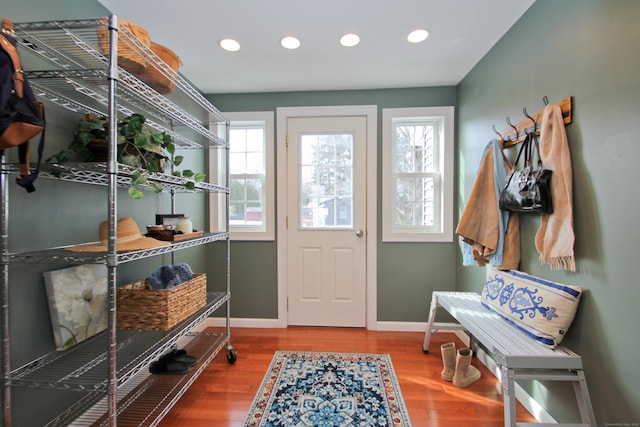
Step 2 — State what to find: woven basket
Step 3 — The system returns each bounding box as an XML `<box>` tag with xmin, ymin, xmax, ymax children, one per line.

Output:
<box><xmin>137</xmin><ymin>42</ymin><xmax>182</xmax><ymax>94</ymax></box>
<box><xmin>116</xmin><ymin>273</ymin><xmax>206</xmax><ymax>330</ymax></box>
<box><xmin>97</xmin><ymin>18</ymin><xmax>151</xmax><ymax>73</ymax></box>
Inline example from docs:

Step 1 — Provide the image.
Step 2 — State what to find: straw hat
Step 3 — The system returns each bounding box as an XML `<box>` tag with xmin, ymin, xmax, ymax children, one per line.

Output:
<box><xmin>66</xmin><ymin>217</ymin><xmax>170</xmax><ymax>252</ymax></box>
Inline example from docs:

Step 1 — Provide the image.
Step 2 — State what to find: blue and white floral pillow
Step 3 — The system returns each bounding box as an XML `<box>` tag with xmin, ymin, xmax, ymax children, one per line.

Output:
<box><xmin>481</xmin><ymin>268</ymin><xmax>583</xmax><ymax>348</ymax></box>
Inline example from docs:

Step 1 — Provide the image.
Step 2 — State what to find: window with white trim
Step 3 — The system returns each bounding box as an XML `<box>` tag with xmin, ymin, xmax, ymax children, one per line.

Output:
<box><xmin>210</xmin><ymin>111</ymin><xmax>274</xmax><ymax>241</ymax></box>
<box><xmin>382</xmin><ymin>107</ymin><xmax>454</xmax><ymax>242</ymax></box>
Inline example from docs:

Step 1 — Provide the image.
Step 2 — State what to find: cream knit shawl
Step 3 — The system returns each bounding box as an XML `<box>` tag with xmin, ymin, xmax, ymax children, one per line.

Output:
<box><xmin>535</xmin><ymin>104</ymin><xmax>576</xmax><ymax>271</ymax></box>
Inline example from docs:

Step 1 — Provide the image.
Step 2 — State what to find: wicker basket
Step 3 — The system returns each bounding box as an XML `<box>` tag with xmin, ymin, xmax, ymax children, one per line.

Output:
<box><xmin>137</xmin><ymin>42</ymin><xmax>182</xmax><ymax>94</ymax></box>
<box><xmin>97</xmin><ymin>18</ymin><xmax>151</xmax><ymax>73</ymax></box>
<box><xmin>116</xmin><ymin>273</ymin><xmax>206</xmax><ymax>330</ymax></box>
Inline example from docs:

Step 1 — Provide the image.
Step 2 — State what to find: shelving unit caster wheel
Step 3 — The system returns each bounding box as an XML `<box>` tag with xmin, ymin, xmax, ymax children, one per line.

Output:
<box><xmin>227</xmin><ymin>347</ymin><xmax>237</xmax><ymax>364</ymax></box>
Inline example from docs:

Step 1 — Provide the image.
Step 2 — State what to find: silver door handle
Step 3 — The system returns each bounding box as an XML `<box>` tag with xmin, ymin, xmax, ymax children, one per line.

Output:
<box><xmin>355</xmin><ymin>229</ymin><xmax>364</xmax><ymax>237</ymax></box>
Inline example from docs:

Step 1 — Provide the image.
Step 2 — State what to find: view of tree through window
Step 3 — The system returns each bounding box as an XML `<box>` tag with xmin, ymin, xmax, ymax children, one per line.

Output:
<box><xmin>393</xmin><ymin>119</ymin><xmax>439</xmax><ymax>229</ymax></box>
<box><xmin>300</xmin><ymin>133</ymin><xmax>354</xmax><ymax>228</ymax></box>
<box><xmin>229</xmin><ymin>125</ymin><xmax>265</xmax><ymax>227</ymax></box>
<box><xmin>383</xmin><ymin>106</ymin><xmax>453</xmax><ymax>242</ymax></box>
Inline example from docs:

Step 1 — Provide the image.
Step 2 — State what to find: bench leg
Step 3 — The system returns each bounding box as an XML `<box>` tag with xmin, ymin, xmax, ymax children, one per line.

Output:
<box><xmin>500</xmin><ymin>365</ymin><xmax>518</xmax><ymax>427</ymax></box>
<box><xmin>422</xmin><ymin>293</ymin><xmax>440</xmax><ymax>353</ymax></box>
<box><xmin>573</xmin><ymin>370</ymin><xmax>596</xmax><ymax>426</ymax></box>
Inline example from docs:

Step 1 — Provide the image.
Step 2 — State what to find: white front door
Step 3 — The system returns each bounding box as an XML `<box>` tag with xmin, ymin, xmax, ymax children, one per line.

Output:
<box><xmin>286</xmin><ymin>115</ymin><xmax>368</xmax><ymax>326</ymax></box>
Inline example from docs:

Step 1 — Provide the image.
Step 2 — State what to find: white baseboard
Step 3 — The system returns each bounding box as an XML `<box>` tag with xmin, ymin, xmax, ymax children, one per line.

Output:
<box><xmin>203</xmin><ymin>317</ymin><xmax>280</xmax><ymax>329</ymax></box>
<box><xmin>375</xmin><ymin>320</ymin><xmax>430</xmax><ymax>332</ymax></box>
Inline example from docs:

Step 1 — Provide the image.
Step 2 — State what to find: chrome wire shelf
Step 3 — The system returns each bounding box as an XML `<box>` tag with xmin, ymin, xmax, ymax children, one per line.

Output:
<box><xmin>3</xmin><ymin>16</ymin><xmax>234</xmax><ymax>427</ymax></box>
<box><xmin>29</xmin><ymin>78</ymin><xmax>220</xmax><ymax>149</ymax></box>
<box><xmin>1</xmin><ymin>162</ymin><xmax>229</xmax><ymax>194</ymax></box>
<box><xmin>6</xmin><ymin>232</ymin><xmax>229</xmax><ymax>264</ymax></box>
<box><xmin>8</xmin><ymin>292</ymin><xmax>229</xmax><ymax>391</ymax></box>
<box><xmin>63</xmin><ymin>331</ymin><xmax>228</xmax><ymax>427</ymax></box>
<box><xmin>13</xmin><ymin>18</ymin><xmax>227</xmax><ymax>149</ymax></box>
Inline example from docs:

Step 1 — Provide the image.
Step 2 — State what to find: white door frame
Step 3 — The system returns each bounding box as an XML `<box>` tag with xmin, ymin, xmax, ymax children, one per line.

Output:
<box><xmin>276</xmin><ymin>105</ymin><xmax>378</xmax><ymax>329</ymax></box>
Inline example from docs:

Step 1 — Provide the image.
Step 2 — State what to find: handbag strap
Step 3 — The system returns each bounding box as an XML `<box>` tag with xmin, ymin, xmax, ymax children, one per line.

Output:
<box><xmin>513</xmin><ymin>132</ymin><xmax>532</xmax><ymax>168</ymax></box>
<box><xmin>529</xmin><ymin>131</ymin><xmax>544</xmax><ymax>169</ymax></box>
<box><xmin>0</xmin><ymin>21</ymin><xmax>24</xmax><ymax>98</ymax></box>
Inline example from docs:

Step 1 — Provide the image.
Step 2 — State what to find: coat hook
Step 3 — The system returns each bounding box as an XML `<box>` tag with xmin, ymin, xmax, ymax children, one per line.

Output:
<box><xmin>543</xmin><ymin>95</ymin><xmax>549</xmax><ymax>105</ymax></box>
<box><xmin>523</xmin><ymin>107</ymin><xmax>536</xmax><ymax>133</ymax></box>
<box><xmin>506</xmin><ymin>117</ymin><xmax>518</xmax><ymax>141</ymax></box>
<box><xmin>492</xmin><ymin>124</ymin><xmax>504</xmax><ymax>142</ymax></box>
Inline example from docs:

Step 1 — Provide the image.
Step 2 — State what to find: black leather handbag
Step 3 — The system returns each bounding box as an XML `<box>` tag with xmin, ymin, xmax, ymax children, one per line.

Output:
<box><xmin>499</xmin><ymin>131</ymin><xmax>553</xmax><ymax>214</ymax></box>
<box><xmin>0</xmin><ymin>19</ymin><xmax>46</xmax><ymax>193</ymax></box>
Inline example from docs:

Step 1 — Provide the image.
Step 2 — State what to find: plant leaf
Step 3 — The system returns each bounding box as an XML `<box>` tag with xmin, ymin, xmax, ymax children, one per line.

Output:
<box><xmin>146</xmin><ymin>161</ymin><xmax>161</xmax><ymax>173</ymax></box>
<box><xmin>128</xmin><ymin>187</ymin><xmax>144</xmax><ymax>199</ymax></box>
<box><xmin>181</xmin><ymin>169</ymin><xmax>194</xmax><ymax>179</ymax></box>
<box><xmin>120</xmin><ymin>154</ymin><xmax>141</xmax><ymax>168</ymax></box>
<box><xmin>131</xmin><ymin>171</ymin><xmax>147</xmax><ymax>186</ymax></box>
<box><xmin>165</xmin><ymin>141</ymin><xmax>175</xmax><ymax>155</ymax></box>
<box><xmin>142</xmin><ymin>144</ymin><xmax>165</xmax><ymax>156</ymax></box>
<box><xmin>133</xmin><ymin>134</ymin><xmax>149</xmax><ymax>147</ymax></box>
<box><xmin>194</xmin><ymin>172</ymin><xmax>206</xmax><ymax>182</ymax></box>
<box><xmin>149</xmin><ymin>182</ymin><xmax>164</xmax><ymax>193</ymax></box>
<box><xmin>185</xmin><ymin>181</ymin><xmax>195</xmax><ymax>191</ymax></box>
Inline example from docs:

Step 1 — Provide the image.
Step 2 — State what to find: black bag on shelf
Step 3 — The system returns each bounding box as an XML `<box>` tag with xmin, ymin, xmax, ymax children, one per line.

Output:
<box><xmin>499</xmin><ymin>131</ymin><xmax>553</xmax><ymax>214</ymax></box>
<box><xmin>0</xmin><ymin>18</ymin><xmax>45</xmax><ymax>193</ymax></box>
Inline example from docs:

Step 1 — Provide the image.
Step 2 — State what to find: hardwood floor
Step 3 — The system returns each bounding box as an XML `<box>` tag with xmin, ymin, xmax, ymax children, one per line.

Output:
<box><xmin>158</xmin><ymin>327</ymin><xmax>536</xmax><ymax>426</ymax></box>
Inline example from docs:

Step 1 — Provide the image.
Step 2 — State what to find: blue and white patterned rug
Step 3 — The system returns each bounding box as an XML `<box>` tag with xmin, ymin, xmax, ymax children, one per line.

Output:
<box><xmin>243</xmin><ymin>351</ymin><xmax>412</xmax><ymax>427</ymax></box>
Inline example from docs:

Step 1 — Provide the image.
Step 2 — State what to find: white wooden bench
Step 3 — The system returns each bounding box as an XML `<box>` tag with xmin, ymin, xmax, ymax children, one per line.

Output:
<box><xmin>422</xmin><ymin>291</ymin><xmax>596</xmax><ymax>427</ymax></box>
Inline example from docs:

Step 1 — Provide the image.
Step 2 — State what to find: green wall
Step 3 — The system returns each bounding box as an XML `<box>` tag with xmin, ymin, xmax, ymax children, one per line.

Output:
<box><xmin>207</xmin><ymin>88</ymin><xmax>459</xmax><ymax>321</ymax></box>
<box><xmin>456</xmin><ymin>0</ymin><xmax>639</xmax><ymax>424</ymax></box>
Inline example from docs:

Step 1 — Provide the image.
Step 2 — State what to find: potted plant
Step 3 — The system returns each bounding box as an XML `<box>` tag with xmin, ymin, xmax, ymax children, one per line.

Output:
<box><xmin>48</xmin><ymin>113</ymin><xmax>206</xmax><ymax>199</ymax></box>
<box><xmin>47</xmin><ymin>114</ymin><xmax>109</xmax><ymax>163</ymax></box>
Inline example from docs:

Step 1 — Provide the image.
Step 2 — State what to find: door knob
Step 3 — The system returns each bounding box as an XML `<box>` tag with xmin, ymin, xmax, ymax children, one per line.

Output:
<box><xmin>355</xmin><ymin>229</ymin><xmax>364</xmax><ymax>237</ymax></box>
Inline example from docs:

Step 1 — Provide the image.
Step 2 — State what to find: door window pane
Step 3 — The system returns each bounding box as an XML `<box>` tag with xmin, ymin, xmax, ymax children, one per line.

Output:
<box><xmin>300</xmin><ymin>133</ymin><xmax>354</xmax><ymax>228</ymax></box>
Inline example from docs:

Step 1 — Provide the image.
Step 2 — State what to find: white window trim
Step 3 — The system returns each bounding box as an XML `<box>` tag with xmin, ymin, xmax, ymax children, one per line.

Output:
<box><xmin>209</xmin><ymin>111</ymin><xmax>275</xmax><ymax>241</ymax></box>
<box><xmin>382</xmin><ymin>106</ymin><xmax>454</xmax><ymax>242</ymax></box>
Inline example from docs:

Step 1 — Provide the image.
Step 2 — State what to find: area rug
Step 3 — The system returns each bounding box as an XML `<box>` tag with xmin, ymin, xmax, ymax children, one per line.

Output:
<box><xmin>243</xmin><ymin>351</ymin><xmax>412</xmax><ymax>426</ymax></box>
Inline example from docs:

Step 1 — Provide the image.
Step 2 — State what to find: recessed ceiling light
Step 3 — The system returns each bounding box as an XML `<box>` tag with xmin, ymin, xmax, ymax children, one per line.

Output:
<box><xmin>280</xmin><ymin>36</ymin><xmax>301</xmax><ymax>50</ymax></box>
<box><xmin>340</xmin><ymin>33</ymin><xmax>360</xmax><ymax>47</ymax></box>
<box><xmin>219</xmin><ymin>38</ymin><xmax>240</xmax><ymax>52</ymax></box>
<box><xmin>407</xmin><ymin>29</ymin><xmax>429</xmax><ymax>43</ymax></box>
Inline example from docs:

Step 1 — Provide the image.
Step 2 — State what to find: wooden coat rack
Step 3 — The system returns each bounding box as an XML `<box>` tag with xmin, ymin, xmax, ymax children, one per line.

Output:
<box><xmin>495</xmin><ymin>96</ymin><xmax>573</xmax><ymax>148</ymax></box>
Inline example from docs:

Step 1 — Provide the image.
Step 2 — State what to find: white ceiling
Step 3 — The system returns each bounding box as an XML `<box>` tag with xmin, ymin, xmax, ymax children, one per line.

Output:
<box><xmin>97</xmin><ymin>0</ymin><xmax>535</xmax><ymax>94</ymax></box>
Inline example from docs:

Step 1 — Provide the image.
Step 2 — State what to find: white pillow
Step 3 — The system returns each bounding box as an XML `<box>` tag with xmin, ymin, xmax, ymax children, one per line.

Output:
<box><xmin>481</xmin><ymin>268</ymin><xmax>583</xmax><ymax>348</ymax></box>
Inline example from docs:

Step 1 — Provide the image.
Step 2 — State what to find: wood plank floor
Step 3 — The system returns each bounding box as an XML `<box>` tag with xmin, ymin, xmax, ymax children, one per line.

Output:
<box><xmin>158</xmin><ymin>327</ymin><xmax>536</xmax><ymax>426</ymax></box>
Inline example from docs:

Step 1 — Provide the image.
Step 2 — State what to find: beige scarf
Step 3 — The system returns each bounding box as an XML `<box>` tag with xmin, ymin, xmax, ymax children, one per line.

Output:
<box><xmin>535</xmin><ymin>104</ymin><xmax>576</xmax><ymax>271</ymax></box>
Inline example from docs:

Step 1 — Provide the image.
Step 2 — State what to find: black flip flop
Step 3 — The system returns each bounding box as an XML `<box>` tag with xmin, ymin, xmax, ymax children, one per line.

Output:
<box><xmin>149</xmin><ymin>358</ymin><xmax>190</xmax><ymax>375</ymax></box>
<box><xmin>173</xmin><ymin>348</ymin><xmax>197</xmax><ymax>366</ymax></box>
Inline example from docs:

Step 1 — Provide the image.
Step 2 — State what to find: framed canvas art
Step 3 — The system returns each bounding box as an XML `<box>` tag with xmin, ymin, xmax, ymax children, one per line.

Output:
<box><xmin>43</xmin><ymin>264</ymin><xmax>108</xmax><ymax>351</ymax></box>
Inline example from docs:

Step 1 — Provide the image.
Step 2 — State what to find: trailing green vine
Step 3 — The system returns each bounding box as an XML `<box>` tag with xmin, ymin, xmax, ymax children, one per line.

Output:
<box><xmin>48</xmin><ymin>113</ymin><xmax>206</xmax><ymax>199</ymax></box>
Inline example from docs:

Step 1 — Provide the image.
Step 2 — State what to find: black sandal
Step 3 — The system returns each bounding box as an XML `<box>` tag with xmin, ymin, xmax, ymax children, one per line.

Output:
<box><xmin>149</xmin><ymin>358</ymin><xmax>190</xmax><ymax>375</ymax></box>
<box><xmin>173</xmin><ymin>348</ymin><xmax>197</xmax><ymax>366</ymax></box>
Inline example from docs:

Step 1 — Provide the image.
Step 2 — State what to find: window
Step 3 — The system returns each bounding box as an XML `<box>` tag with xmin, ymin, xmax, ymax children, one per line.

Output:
<box><xmin>210</xmin><ymin>111</ymin><xmax>274</xmax><ymax>241</ymax></box>
<box><xmin>382</xmin><ymin>107</ymin><xmax>454</xmax><ymax>242</ymax></box>
<box><xmin>299</xmin><ymin>132</ymin><xmax>354</xmax><ymax>228</ymax></box>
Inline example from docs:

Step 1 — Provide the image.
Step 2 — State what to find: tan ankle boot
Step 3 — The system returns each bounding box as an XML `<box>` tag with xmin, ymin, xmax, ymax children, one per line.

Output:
<box><xmin>452</xmin><ymin>348</ymin><xmax>481</xmax><ymax>387</ymax></box>
<box><xmin>440</xmin><ymin>342</ymin><xmax>456</xmax><ymax>381</ymax></box>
